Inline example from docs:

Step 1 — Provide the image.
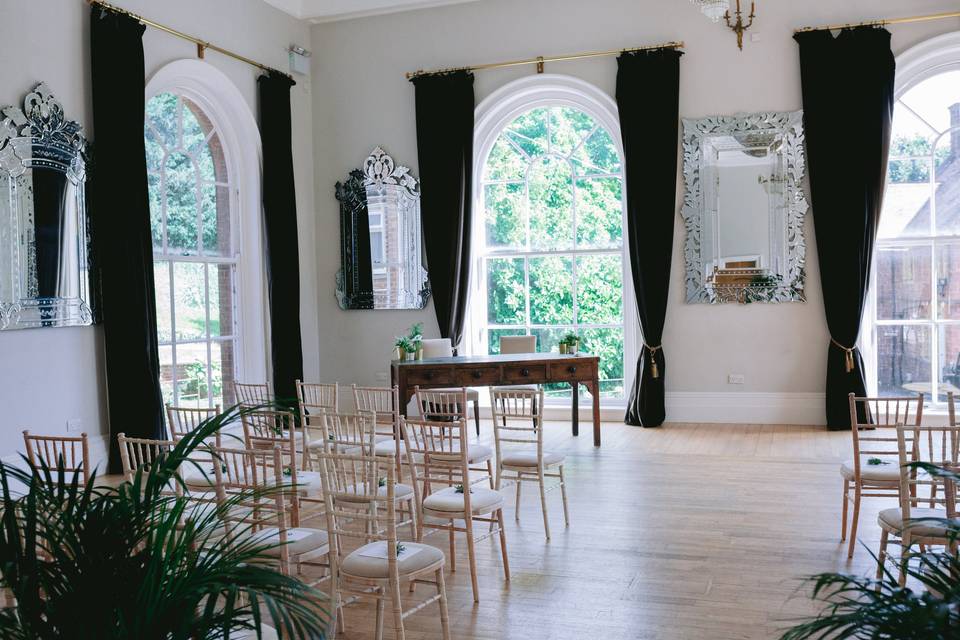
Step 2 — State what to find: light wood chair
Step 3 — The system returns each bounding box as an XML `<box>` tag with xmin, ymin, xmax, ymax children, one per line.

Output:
<box><xmin>233</xmin><ymin>381</ymin><xmax>272</xmax><ymax>407</ymax></box>
<box><xmin>420</xmin><ymin>338</ymin><xmax>482</xmax><ymax>436</ymax></box>
<box><xmin>317</xmin><ymin>450</ymin><xmax>449</xmax><ymax>640</ymax></box>
<box><xmin>22</xmin><ymin>431</ymin><xmax>90</xmax><ymax>484</ymax></box>
<box><xmin>877</xmin><ymin>423</ymin><xmax>960</xmax><ymax>586</ymax></box>
<box><xmin>490</xmin><ymin>388</ymin><xmax>569</xmax><ymax>540</ymax></box>
<box><xmin>117</xmin><ymin>433</ymin><xmax>176</xmax><ymax>483</ymax></box>
<box><xmin>296</xmin><ymin>380</ymin><xmax>339</xmax><ymax>416</ymax></box>
<box><xmin>165</xmin><ymin>404</ymin><xmax>220</xmax><ymax>440</ymax></box>
<box><xmin>494</xmin><ymin>334</ymin><xmax>540</xmax><ymax>389</ymax></box>
<box><xmin>414</xmin><ymin>386</ymin><xmax>494</xmax><ymax>489</ymax></box>
<box><xmin>353</xmin><ymin>385</ymin><xmax>406</xmax><ymax>479</ymax></box>
<box><xmin>842</xmin><ymin>392</ymin><xmax>924</xmax><ymax>558</ymax></box>
<box><xmin>402</xmin><ymin>416</ymin><xmax>510</xmax><ymax>604</ymax></box>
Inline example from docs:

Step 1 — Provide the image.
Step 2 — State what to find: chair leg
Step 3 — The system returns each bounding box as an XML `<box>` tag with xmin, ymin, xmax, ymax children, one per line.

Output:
<box><xmin>390</xmin><ymin>576</ymin><xmax>405</xmax><ymax>640</ymax></box>
<box><xmin>515</xmin><ymin>473</ymin><xmax>523</xmax><ymax>522</ymax></box>
<box><xmin>485</xmin><ymin>459</ymin><xmax>495</xmax><ymax>490</ymax></box>
<box><xmin>448</xmin><ymin>519</ymin><xmax>457</xmax><ymax>573</ymax></box>
<box><xmin>465</xmin><ymin>515</ymin><xmax>480</xmax><ymax>603</ymax></box>
<box><xmin>497</xmin><ymin>507</ymin><xmax>510</xmax><ymax>581</ymax></box>
<box><xmin>473</xmin><ymin>399</ymin><xmax>481</xmax><ymax>437</ymax></box>
<box><xmin>840</xmin><ymin>480</ymin><xmax>849</xmax><ymax>541</ymax></box>
<box><xmin>407</xmin><ymin>497</ymin><xmax>418</xmax><ymax>541</ymax></box>
<box><xmin>559</xmin><ymin>464</ymin><xmax>570</xmax><ymax>526</ymax></box>
<box><xmin>876</xmin><ymin>529</ymin><xmax>889</xmax><ymax>581</ymax></box>
<box><xmin>847</xmin><ymin>489</ymin><xmax>861</xmax><ymax>559</ymax></box>
<box><xmin>538</xmin><ymin>469</ymin><xmax>551</xmax><ymax>541</ymax></box>
<box><xmin>437</xmin><ymin>568</ymin><xmax>451</xmax><ymax>640</ymax></box>
<box><xmin>374</xmin><ymin>587</ymin><xmax>385</xmax><ymax>640</ymax></box>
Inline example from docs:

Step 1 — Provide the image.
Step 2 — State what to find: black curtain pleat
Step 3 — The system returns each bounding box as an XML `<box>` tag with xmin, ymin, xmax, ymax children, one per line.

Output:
<box><xmin>617</xmin><ymin>49</ymin><xmax>683</xmax><ymax>427</ymax></box>
<box><xmin>258</xmin><ymin>72</ymin><xmax>304</xmax><ymax>404</ymax></box>
<box><xmin>411</xmin><ymin>71</ymin><xmax>474</xmax><ymax>352</ymax></box>
<box><xmin>31</xmin><ymin>168</ymin><xmax>67</xmax><ymax>299</ymax></box>
<box><xmin>794</xmin><ymin>27</ymin><xmax>895</xmax><ymax>428</ymax></box>
<box><xmin>89</xmin><ymin>5</ymin><xmax>165</xmax><ymax>471</ymax></box>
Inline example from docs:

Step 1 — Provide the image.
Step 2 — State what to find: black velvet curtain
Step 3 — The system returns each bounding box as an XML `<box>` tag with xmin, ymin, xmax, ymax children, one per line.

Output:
<box><xmin>411</xmin><ymin>71</ymin><xmax>474</xmax><ymax>352</ymax></box>
<box><xmin>258</xmin><ymin>72</ymin><xmax>304</xmax><ymax>403</ymax></box>
<box><xmin>617</xmin><ymin>49</ymin><xmax>683</xmax><ymax>427</ymax></box>
<box><xmin>794</xmin><ymin>27</ymin><xmax>895</xmax><ymax>428</ymax></box>
<box><xmin>90</xmin><ymin>5</ymin><xmax>165</xmax><ymax>471</ymax></box>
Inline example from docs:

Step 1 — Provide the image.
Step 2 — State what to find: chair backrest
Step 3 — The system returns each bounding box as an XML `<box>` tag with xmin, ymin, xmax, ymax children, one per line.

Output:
<box><xmin>352</xmin><ymin>385</ymin><xmax>400</xmax><ymax>439</ymax></box>
<box><xmin>499</xmin><ymin>335</ymin><xmax>537</xmax><ymax>355</ymax></box>
<box><xmin>490</xmin><ymin>388</ymin><xmax>544</xmax><ymax>462</ymax></box>
<box><xmin>895</xmin><ymin>424</ymin><xmax>960</xmax><ymax>525</ymax></box>
<box><xmin>22</xmin><ymin>431</ymin><xmax>90</xmax><ymax>483</ymax></box>
<box><xmin>848</xmin><ymin>393</ymin><xmax>924</xmax><ymax>482</ymax></box>
<box><xmin>414</xmin><ymin>386</ymin><xmax>469</xmax><ymax>422</ymax></box>
<box><xmin>234</xmin><ymin>381</ymin><xmax>272</xmax><ymax>406</ymax></box>
<box><xmin>297</xmin><ymin>380</ymin><xmax>338</xmax><ymax>415</ymax></box>
<box><xmin>312</xmin><ymin>411</ymin><xmax>377</xmax><ymax>456</ymax></box>
<box><xmin>166</xmin><ymin>404</ymin><xmax>220</xmax><ymax>440</ymax></box>
<box><xmin>117</xmin><ymin>433</ymin><xmax>176</xmax><ymax>483</ymax></box>
<box><xmin>402</xmin><ymin>416</ymin><xmax>470</xmax><ymax>494</ymax></box>
<box><xmin>421</xmin><ymin>338</ymin><xmax>453</xmax><ymax>359</ymax></box>
<box><xmin>950</xmin><ymin>392</ymin><xmax>957</xmax><ymax>428</ymax></box>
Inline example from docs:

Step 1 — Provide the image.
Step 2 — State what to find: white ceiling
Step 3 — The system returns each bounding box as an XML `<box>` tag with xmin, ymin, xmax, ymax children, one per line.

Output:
<box><xmin>261</xmin><ymin>0</ymin><xmax>484</xmax><ymax>23</ymax></box>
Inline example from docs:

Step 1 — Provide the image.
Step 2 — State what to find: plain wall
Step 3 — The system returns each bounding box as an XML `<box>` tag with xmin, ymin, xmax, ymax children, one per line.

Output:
<box><xmin>309</xmin><ymin>0</ymin><xmax>960</xmax><ymax>402</ymax></box>
<box><xmin>0</xmin><ymin>0</ymin><xmax>316</xmax><ymax>466</ymax></box>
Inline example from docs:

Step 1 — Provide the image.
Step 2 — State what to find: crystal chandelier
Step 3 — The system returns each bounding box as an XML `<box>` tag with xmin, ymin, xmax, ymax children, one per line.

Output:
<box><xmin>691</xmin><ymin>0</ymin><xmax>730</xmax><ymax>22</ymax></box>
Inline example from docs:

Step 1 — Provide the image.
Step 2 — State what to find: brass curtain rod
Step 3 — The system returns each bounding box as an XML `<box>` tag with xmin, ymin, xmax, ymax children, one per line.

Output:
<box><xmin>795</xmin><ymin>9</ymin><xmax>960</xmax><ymax>33</ymax></box>
<box><xmin>87</xmin><ymin>0</ymin><xmax>292</xmax><ymax>80</ymax></box>
<box><xmin>405</xmin><ymin>40</ymin><xmax>684</xmax><ymax>79</ymax></box>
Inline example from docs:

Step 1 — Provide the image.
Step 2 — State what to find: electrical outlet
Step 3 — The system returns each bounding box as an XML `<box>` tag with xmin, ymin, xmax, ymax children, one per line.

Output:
<box><xmin>66</xmin><ymin>418</ymin><xmax>82</xmax><ymax>433</ymax></box>
<box><xmin>727</xmin><ymin>374</ymin><xmax>745</xmax><ymax>385</ymax></box>
<box><xmin>750</xmin><ymin>33</ymin><xmax>761</xmax><ymax>43</ymax></box>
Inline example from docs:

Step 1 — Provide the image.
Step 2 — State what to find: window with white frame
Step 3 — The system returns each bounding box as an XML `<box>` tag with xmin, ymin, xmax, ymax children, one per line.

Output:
<box><xmin>873</xmin><ymin>63</ymin><xmax>960</xmax><ymax>407</ymax></box>
<box><xmin>476</xmin><ymin>104</ymin><xmax>627</xmax><ymax>399</ymax></box>
<box><xmin>145</xmin><ymin>92</ymin><xmax>239</xmax><ymax>408</ymax></box>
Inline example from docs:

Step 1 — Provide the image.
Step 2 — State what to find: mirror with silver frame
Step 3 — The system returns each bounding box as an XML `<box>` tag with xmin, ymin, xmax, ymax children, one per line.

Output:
<box><xmin>334</xmin><ymin>146</ymin><xmax>429</xmax><ymax>310</ymax></box>
<box><xmin>0</xmin><ymin>83</ymin><xmax>93</xmax><ymax>330</ymax></box>
<box><xmin>681</xmin><ymin>111</ymin><xmax>808</xmax><ymax>304</ymax></box>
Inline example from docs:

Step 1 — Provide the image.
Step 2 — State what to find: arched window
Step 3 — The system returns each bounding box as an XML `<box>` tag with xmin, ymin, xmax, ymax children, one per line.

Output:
<box><xmin>471</xmin><ymin>77</ymin><xmax>631</xmax><ymax>400</ymax></box>
<box><xmin>871</xmin><ymin>34</ymin><xmax>960</xmax><ymax>407</ymax></box>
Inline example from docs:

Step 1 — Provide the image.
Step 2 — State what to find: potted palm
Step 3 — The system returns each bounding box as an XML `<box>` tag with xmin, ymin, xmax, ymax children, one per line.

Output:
<box><xmin>0</xmin><ymin>405</ymin><xmax>331</xmax><ymax>639</ymax></box>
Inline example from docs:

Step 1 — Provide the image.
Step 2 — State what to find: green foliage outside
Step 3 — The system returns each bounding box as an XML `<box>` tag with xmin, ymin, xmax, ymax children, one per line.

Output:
<box><xmin>888</xmin><ymin>134</ymin><xmax>951</xmax><ymax>184</ymax></box>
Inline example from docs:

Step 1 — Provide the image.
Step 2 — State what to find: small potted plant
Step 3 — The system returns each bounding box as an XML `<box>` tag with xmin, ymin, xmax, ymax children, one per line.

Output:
<box><xmin>408</xmin><ymin>323</ymin><xmax>424</xmax><ymax>360</ymax></box>
<box><xmin>394</xmin><ymin>336</ymin><xmax>416</xmax><ymax>361</ymax></box>
<box><xmin>559</xmin><ymin>332</ymin><xmax>579</xmax><ymax>355</ymax></box>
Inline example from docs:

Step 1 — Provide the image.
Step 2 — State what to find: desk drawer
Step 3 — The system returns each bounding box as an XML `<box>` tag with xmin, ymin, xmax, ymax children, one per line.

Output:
<box><xmin>548</xmin><ymin>361</ymin><xmax>595</xmax><ymax>382</ymax></box>
<box><xmin>407</xmin><ymin>368</ymin><xmax>457</xmax><ymax>386</ymax></box>
<box><xmin>458</xmin><ymin>366</ymin><xmax>501</xmax><ymax>386</ymax></box>
<box><xmin>503</xmin><ymin>364</ymin><xmax>545</xmax><ymax>383</ymax></box>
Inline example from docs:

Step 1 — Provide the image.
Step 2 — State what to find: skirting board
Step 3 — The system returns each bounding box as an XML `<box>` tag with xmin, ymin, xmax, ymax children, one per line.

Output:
<box><xmin>664</xmin><ymin>392</ymin><xmax>826</xmax><ymax>425</ymax></box>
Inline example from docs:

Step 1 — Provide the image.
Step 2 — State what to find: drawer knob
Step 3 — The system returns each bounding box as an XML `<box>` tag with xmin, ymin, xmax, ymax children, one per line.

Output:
<box><xmin>568</xmin><ymin>366</ymin><xmax>577</xmax><ymax>374</ymax></box>
<box><xmin>472</xmin><ymin>370</ymin><xmax>483</xmax><ymax>379</ymax></box>
<box><xmin>521</xmin><ymin>368</ymin><xmax>530</xmax><ymax>377</ymax></box>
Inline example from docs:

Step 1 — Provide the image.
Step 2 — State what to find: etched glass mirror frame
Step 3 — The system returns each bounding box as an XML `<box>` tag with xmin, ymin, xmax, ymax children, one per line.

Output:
<box><xmin>334</xmin><ymin>146</ymin><xmax>429</xmax><ymax>310</ymax></box>
<box><xmin>0</xmin><ymin>83</ymin><xmax>93</xmax><ymax>330</ymax></box>
<box><xmin>681</xmin><ymin>111</ymin><xmax>808</xmax><ymax>304</ymax></box>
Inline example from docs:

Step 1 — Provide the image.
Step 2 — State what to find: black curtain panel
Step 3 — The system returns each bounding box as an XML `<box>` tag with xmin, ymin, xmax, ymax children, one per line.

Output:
<box><xmin>794</xmin><ymin>27</ymin><xmax>895</xmax><ymax>428</ymax></box>
<box><xmin>411</xmin><ymin>71</ymin><xmax>474</xmax><ymax>352</ymax></box>
<box><xmin>617</xmin><ymin>48</ymin><xmax>683</xmax><ymax>427</ymax></box>
<box><xmin>90</xmin><ymin>5</ymin><xmax>165</xmax><ymax>471</ymax></box>
<box><xmin>258</xmin><ymin>71</ymin><xmax>304</xmax><ymax>404</ymax></box>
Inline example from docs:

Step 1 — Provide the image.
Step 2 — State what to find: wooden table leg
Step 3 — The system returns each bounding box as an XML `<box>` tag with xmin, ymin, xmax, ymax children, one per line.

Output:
<box><xmin>592</xmin><ymin>379</ymin><xmax>601</xmax><ymax>447</ymax></box>
<box><xmin>571</xmin><ymin>382</ymin><xmax>579</xmax><ymax>437</ymax></box>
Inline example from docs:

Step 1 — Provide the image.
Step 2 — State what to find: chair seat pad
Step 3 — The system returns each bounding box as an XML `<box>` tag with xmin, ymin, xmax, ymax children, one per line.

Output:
<box><xmin>501</xmin><ymin>451</ymin><xmax>564</xmax><ymax>467</ymax></box>
<box><xmin>374</xmin><ymin>439</ymin><xmax>406</xmax><ymax>457</ymax></box>
<box><xmin>339</xmin><ymin>482</ymin><xmax>415</xmax><ymax>502</ymax></box>
<box><xmin>341</xmin><ymin>541</ymin><xmax>444</xmax><ymax>579</ymax></box>
<box><xmin>492</xmin><ymin>384</ymin><xmax>539</xmax><ymax>392</ymax></box>
<box><xmin>246</xmin><ymin>526</ymin><xmax>329</xmax><ymax>557</ymax></box>
<box><xmin>879</xmin><ymin>507</ymin><xmax>960</xmax><ymax>538</ymax></box>
<box><xmin>228</xmin><ymin>623</ymin><xmax>278</xmax><ymax>640</ymax></box>
<box><xmin>840</xmin><ymin>459</ymin><xmax>900</xmax><ymax>482</ymax></box>
<box><xmin>423</xmin><ymin>486</ymin><xmax>503</xmax><ymax>514</ymax></box>
<box><xmin>424</xmin><ymin>443</ymin><xmax>492</xmax><ymax>464</ymax></box>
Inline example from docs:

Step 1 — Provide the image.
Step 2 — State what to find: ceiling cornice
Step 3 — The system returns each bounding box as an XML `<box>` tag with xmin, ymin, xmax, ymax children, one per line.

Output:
<box><xmin>261</xmin><ymin>0</ymin><xmax>483</xmax><ymax>23</ymax></box>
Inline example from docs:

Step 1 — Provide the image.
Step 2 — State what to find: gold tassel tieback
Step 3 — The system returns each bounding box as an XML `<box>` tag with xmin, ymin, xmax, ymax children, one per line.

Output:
<box><xmin>831</xmin><ymin>338</ymin><xmax>856</xmax><ymax>373</ymax></box>
<box><xmin>644</xmin><ymin>343</ymin><xmax>663</xmax><ymax>379</ymax></box>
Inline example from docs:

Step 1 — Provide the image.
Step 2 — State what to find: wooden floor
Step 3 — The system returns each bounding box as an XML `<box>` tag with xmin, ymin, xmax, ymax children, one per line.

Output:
<box><xmin>330</xmin><ymin>421</ymin><xmax>884</xmax><ymax>640</ymax></box>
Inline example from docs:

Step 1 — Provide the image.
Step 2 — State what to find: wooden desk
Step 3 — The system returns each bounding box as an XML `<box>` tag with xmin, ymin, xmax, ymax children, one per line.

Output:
<box><xmin>391</xmin><ymin>352</ymin><xmax>603</xmax><ymax>446</ymax></box>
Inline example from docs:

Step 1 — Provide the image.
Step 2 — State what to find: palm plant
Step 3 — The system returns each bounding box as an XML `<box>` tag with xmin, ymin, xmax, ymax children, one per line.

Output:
<box><xmin>0</xmin><ymin>405</ymin><xmax>330</xmax><ymax>639</ymax></box>
<box><xmin>781</xmin><ymin>463</ymin><xmax>960</xmax><ymax>639</ymax></box>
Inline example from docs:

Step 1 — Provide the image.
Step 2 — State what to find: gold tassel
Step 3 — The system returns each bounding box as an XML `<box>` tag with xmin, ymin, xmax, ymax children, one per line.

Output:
<box><xmin>645</xmin><ymin>344</ymin><xmax>661</xmax><ymax>379</ymax></box>
<box><xmin>831</xmin><ymin>338</ymin><xmax>856</xmax><ymax>373</ymax></box>
<box><xmin>844</xmin><ymin>349</ymin><xmax>855</xmax><ymax>373</ymax></box>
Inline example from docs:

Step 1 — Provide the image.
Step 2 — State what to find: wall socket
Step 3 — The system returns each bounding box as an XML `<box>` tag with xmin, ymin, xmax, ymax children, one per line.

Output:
<box><xmin>727</xmin><ymin>374</ymin><xmax>745</xmax><ymax>385</ymax></box>
<box><xmin>66</xmin><ymin>418</ymin><xmax>82</xmax><ymax>433</ymax></box>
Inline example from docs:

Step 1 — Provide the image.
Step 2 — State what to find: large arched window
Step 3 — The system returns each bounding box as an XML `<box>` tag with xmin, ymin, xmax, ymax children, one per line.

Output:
<box><xmin>871</xmin><ymin>34</ymin><xmax>960</xmax><ymax>407</ymax></box>
<box><xmin>471</xmin><ymin>77</ymin><xmax>631</xmax><ymax>400</ymax></box>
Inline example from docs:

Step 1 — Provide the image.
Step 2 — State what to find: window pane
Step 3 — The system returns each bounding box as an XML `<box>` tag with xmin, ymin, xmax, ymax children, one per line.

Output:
<box><xmin>528</xmin><ymin>155</ymin><xmax>573</xmax><ymax>250</ymax></box>
<box><xmin>505</xmin><ymin>108</ymin><xmax>547</xmax><ymax>157</ymax></box>
<box><xmin>899</xmin><ymin>70</ymin><xmax>960</xmax><ymax>133</ymax></box>
<box><xmin>548</xmin><ymin>106</ymin><xmax>595</xmax><ymax>156</ymax></box>
<box><xmin>875</xmin><ymin>246</ymin><xmax>932</xmax><ymax>320</ymax></box>
<box><xmin>576</xmin><ymin>177</ymin><xmax>622</xmax><ymax>249</ymax></box>
<box><xmin>940</xmin><ymin>324</ymin><xmax>960</xmax><ymax>403</ymax></box>
<box><xmin>580</xmin><ymin>327</ymin><xmax>625</xmax><ymax>398</ymax></box>
<box><xmin>173</xmin><ymin>262</ymin><xmax>207</xmax><ymax>340</ymax></box>
<box><xmin>484</xmin><ymin>182</ymin><xmax>525</xmax><ymax>250</ymax></box>
<box><xmin>487</xmin><ymin>328</ymin><xmax>526</xmax><ymax>355</ymax></box>
<box><xmin>146</xmin><ymin>93</ymin><xmax>179</xmax><ymax>149</ymax></box>
<box><xmin>529</xmin><ymin>256</ymin><xmax>573</xmax><ymax>325</ymax></box>
<box><xmin>877</xmin><ymin>324</ymin><xmax>932</xmax><ymax>398</ymax></box>
<box><xmin>938</xmin><ymin>244</ymin><xmax>960</xmax><ymax>320</ymax></box>
<box><xmin>576</xmin><ymin>255</ymin><xmax>623</xmax><ymax>324</ymax></box>
<box><xmin>159</xmin><ymin>344</ymin><xmax>174</xmax><ymax>405</ymax></box>
<box><xmin>164</xmin><ymin>151</ymin><xmax>199</xmax><ymax>254</ymax></box>
<box><xmin>486</xmin><ymin>258</ymin><xmax>525</xmax><ymax>325</ymax></box>
<box><xmin>175</xmin><ymin>343</ymin><xmax>210</xmax><ymax>408</ymax></box>
<box><xmin>210</xmin><ymin>340</ymin><xmax>234</xmax><ymax>409</ymax></box>
<box><xmin>881</xmin><ymin>159</ymin><xmax>933</xmax><ymax>239</ymax></box>
<box><xmin>934</xmin><ymin>132</ymin><xmax>959</xmax><ymax>236</ymax></box>
<box><xmin>181</xmin><ymin>98</ymin><xmax>211</xmax><ymax>158</ymax></box>
<box><xmin>148</xmin><ymin>172</ymin><xmax>163</xmax><ymax>250</ymax></box>
<box><xmin>208</xmin><ymin>264</ymin><xmax>235</xmax><ymax>338</ymax></box>
<box><xmin>571</xmin><ymin>127</ymin><xmax>621</xmax><ymax>175</ymax></box>
<box><xmin>484</xmin><ymin>136</ymin><xmax>526</xmax><ymax>182</ymax></box>
<box><xmin>154</xmin><ymin>260</ymin><xmax>172</xmax><ymax>343</ymax></box>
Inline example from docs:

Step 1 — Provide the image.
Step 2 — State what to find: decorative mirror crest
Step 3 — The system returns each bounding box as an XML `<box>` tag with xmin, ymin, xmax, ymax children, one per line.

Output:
<box><xmin>363</xmin><ymin>146</ymin><xmax>420</xmax><ymax>198</ymax></box>
<box><xmin>681</xmin><ymin>111</ymin><xmax>808</xmax><ymax>304</ymax></box>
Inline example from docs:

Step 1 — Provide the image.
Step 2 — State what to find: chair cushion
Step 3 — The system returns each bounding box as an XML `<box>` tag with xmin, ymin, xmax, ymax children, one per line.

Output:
<box><xmin>840</xmin><ymin>459</ymin><xmax>900</xmax><ymax>483</ymax></box>
<box><xmin>426</xmin><ymin>443</ymin><xmax>492</xmax><ymax>464</ymax></box>
<box><xmin>879</xmin><ymin>507</ymin><xmax>960</xmax><ymax>538</ymax></box>
<box><xmin>229</xmin><ymin>623</ymin><xmax>278</xmax><ymax>640</ymax></box>
<box><xmin>341</xmin><ymin>541</ymin><xmax>444</xmax><ymax>579</ymax></box>
<box><xmin>492</xmin><ymin>384</ymin><xmax>539</xmax><ymax>392</ymax></box>
<box><xmin>501</xmin><ymin>451</ymin><xmax>564</xmax><ymax>467</ymax></box>
<box><xmin>374</xmin><ymin>439</ymin><xmax>406</xmax><ymax>457</ymax></box>
<box><xmin>422</xmin><ymin>486</ymin><xmax>503</xmax><ymax>514</ymax></box>
<box><xmin>246</xmin><ymin>526</ymin><xmax>329</xmax><ymax>557</ymax></box>
<box><xmin>339</xmin><ymin>482</ymin><xmax>415</xmax><ymax>502</ymax></box>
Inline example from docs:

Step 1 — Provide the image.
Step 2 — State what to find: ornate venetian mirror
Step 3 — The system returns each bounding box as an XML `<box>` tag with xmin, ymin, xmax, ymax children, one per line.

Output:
<box><xmin>334</xmin><ymin>146</ymin><xmax>429</xmax><ymax>310</ymax></box>
<box><xmin>681</xmin><ymin>111</ymin><xmax>808</xmax><ymax>304</ymax></box>
<box><xmin>0</xmin><ymin>83</ymin><xmax>93</xmax><ymax>329</ymax></box>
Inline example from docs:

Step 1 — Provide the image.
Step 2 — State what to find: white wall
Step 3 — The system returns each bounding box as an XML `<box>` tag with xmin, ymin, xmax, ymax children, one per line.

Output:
<box><xmin>0</xmin><ymin>0</ymin><xmax>316</xmax><ymax>467</ymax></box>
<box><xmin>308</xmin><ymin>0</ymin><xmax>960</xmax><ymax>421</ymax></box>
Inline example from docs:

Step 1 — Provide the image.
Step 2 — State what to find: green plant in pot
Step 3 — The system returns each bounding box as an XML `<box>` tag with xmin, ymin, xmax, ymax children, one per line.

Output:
<box><xmin>395</xmin><ymin>336</ymin><xmax>416</xmax><ymax>361</ymax></box>
<box><xmin>559</xmin><ymin>332</ymin><xmax>580</xmax><ymax>355</ymax></box>
<box><xmin>0</xmin><ymin>404</ymin><xmax>331</xmax><ymax>639</ymax></box>
<box><xmin>408</xmin><ymin>323</ymin><xmax>424</xmax><ymax>360</ymax></box>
